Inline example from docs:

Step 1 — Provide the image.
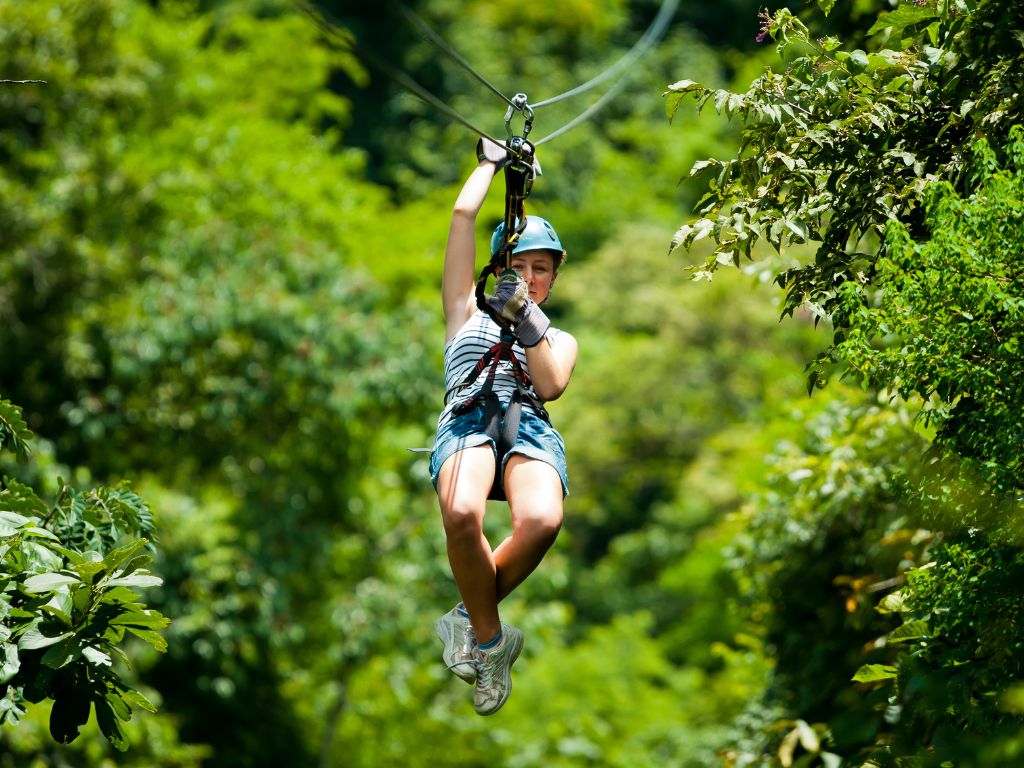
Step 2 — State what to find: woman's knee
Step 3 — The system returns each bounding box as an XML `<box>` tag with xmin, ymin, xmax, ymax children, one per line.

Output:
<box><xmin>440</xmin><ymin>498</ymin><xmax>486</xmax><ymax>540</ymax></box>
<box><xmin>513</xmin><ymin>504</ymin><xmax>563</xmax><ymax>543</ymax></box>
<box><xmin>436</xmin><ymin>446</ymin><xmax>493</xmax><ymax>540</ymax></box>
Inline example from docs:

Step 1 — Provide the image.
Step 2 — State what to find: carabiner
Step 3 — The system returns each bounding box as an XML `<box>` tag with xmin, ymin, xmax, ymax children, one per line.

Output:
<box><xmin>504</xmin><ymin>92</ymin><xmax>533</xmax><ymax>142</ymax></box>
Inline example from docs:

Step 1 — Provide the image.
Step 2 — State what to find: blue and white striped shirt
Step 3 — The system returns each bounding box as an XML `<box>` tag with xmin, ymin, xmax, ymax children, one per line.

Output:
<box><xmin>437</xmin><ymin>310</ymin><xmax>559</xmax><ymax>429</ymax></box>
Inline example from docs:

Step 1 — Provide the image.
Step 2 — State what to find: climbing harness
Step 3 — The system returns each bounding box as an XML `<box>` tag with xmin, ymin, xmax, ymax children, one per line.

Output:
<box><xmin>444</xmin><ymin>326</ymin><xmax>551</xmax><ymax>502</ymax></box>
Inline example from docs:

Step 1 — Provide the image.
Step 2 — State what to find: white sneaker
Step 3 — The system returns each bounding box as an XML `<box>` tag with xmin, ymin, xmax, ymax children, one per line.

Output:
<box><xmin>434</xmin><ymin>607</ymin><xmax>476</xmax><ymax>684</ymax></box>
<box><xmin>473</xmin><ymin>624</ymin><xmax>523</xmax><ymax>716</ymax></box>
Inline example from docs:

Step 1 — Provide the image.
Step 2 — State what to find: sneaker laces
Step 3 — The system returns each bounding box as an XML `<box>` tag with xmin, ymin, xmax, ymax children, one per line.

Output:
<box><xmin>444</xmin><ymin>618</ymin><xmax>476</xmax><ymax>673</ymax></box>
<box><xmin>475</xmin><ymin>646</ymin><xmax>496</xmax><ymax>688</ymax></box>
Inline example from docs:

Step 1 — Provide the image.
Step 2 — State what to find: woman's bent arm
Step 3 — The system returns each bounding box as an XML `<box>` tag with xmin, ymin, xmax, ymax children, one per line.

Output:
<box><xmin>525</xmin><ymin>331</ymin><xmax>577</xmax><ymax>402</ymax></box>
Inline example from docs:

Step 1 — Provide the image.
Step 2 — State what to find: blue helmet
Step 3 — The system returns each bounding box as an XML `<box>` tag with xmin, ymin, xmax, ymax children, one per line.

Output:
<box><xmin>490</xmin><ymin>215</ymin><xmax>566</xmax><ymax>263</ymax></box>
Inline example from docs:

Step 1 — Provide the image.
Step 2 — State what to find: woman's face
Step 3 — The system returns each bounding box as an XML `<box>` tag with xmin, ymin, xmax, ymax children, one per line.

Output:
<box><xmin>510</xmin><ymin>250</ymin><xmax>558</xmax><ymax>304</ymax></box>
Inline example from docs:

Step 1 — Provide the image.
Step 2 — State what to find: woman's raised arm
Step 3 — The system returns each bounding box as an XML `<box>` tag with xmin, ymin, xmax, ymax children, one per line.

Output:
<box><xmin>442</xmin><ymin>144</ymin><xmax>506</xmax><ymax>342</ymax></box>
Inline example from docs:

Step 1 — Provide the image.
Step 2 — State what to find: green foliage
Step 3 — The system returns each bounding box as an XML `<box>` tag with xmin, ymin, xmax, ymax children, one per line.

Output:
<box><xmin>555</xmin><ymin>227</ymin><xmax>822</xmax><ymax>565</ymax></box>
<box><xmin>835</xmin><ymin>129</ymin><xmax>1024</xmax><ymax>508</ymax></box>
<box><xmin>668</xmin><ymin>0</ymin><xmax>1023</xmax><ymax>340</ymax></box>
<box><xmin>0</xmin><ymin>400</ymin><xmax>168</xmax><ymax>750</ymax></box>
<box><xmin>719</xmin><ymin>395</ymin><xmax>938</xmax><ymax>767</ymax></box>
<box><xmin>672</xmin><ymin>2</ymin><xmax>1024</xmax><ymax>766</ymax></box>
<box><xmin>871</xmin><ymin>542</ymin><xmax>1024</xmax><ymax>767</ymax></box>
<box><xmin>0</xmin><ymin>401</ymin><xmax>32</xmax><ymax>462</ymax></box>
<box><xmin>20</xmin><ymin>0</ymin><xmax>1024</xmax><ymax>766</ymax></box>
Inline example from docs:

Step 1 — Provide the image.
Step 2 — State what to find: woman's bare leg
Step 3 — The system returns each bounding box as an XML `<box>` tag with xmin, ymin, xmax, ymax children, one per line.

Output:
<box><xmin>436</xmin><ymin>445</ymin><xmax>501</xmax><ymax>644</ymax></box>
<box><xmin>493</xmin><ymin>455</ymin><xmax>564</xmax><ymax>602</ymax></box>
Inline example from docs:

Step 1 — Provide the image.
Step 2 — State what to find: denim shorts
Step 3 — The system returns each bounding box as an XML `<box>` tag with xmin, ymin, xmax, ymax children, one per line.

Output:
<box><xmin>429</xmin><ymin>403</ymin><xmax>569</xmax><ymax>497</ymax></box>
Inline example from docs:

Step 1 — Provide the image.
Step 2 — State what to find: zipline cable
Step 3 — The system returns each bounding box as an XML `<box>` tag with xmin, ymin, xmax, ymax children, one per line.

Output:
<box><xmin>297</xmin><ymin>0</ymin><xmax>679</xmax><ymax>150</ymax></box>
<box><xmin>379</xmin><ymin>0</ymin><xmax>680</xmax><ymax>145</ymax></box>
<box><xmin>530</xmin><ymin>0</ymin><xmax>679</xmax><ymax>109</ymax></box>
<box><xmin>295</xmin><ymin>1</ymin><xmax>509</xmax><ymax>150</ymax></box>
<box><xmin>387</xmin><ymin>0</ymin><xmax>518</xmax><ymax>110</ymax></box>
<box><xmin>533</xmin><ymin>70</ymin><xmax>632</xmax><ymax>146</ymax></box>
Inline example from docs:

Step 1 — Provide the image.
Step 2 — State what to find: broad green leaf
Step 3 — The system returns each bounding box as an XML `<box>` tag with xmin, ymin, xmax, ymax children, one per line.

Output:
<box><xmin>889</xmin><ymin>619</ymin><xmax>930</xmax><ymax>643</ymax></box>
<box><xmin>105</xmin><ymin>573</ymin><xmax>163</xmax><ymax>589</ymax></box>
<box><xmin>94</xmin><ymin>696</ymin><xmax>129</xmax><ymax>751</ymax></box>
<box><xmin>665</xmin><ymin>79</ymin><xmax>703</xmax><ymax>93</ymax></box>
<box><xmin>42</xmin><ymin>636</ymin><xmax>81</xmax><ymax>669</ymax></box>
<box><xmin>99</xmin><ymin>586</ymin><xmax>144</xmax><ymax>604</ymax></box>
<box><xmin>109</xmin><ymin>610</ymin><xmax>170</xmax><ymax>629</ymax></box>
<box><xmin>876</xmin><ymin>590</ymin><xmax>906</xmax><ymax>614</ymax></box>
<box><xmin>71</xmin><ymin>585</ymin><xmax>93</xmax><ymax>618</ymax></box>
<box><xmin>0</xmin><ymin>510</ymin><xmax>31</xmax><ymax>536</ymax></box>
<box><xmin>852</xmin><ymin>663</ymin><xmax>898</xmax><ymax>682</ymax></box>
<box><xmin>104</xmin><ymin>690</ymin><xmax>131</xmax><ymax>720</ymax></box>
<box><xmin>82</xmin><ymin>646</ymin><xmax>112</xmax><ymax>667</ymax></box>
<box><xmin>22</xmin><ymin>573</ymin><xmax>81</xmax><ymax>593</ymax></box>
<box><xmin>100</xmin><ymin>539</ymin><xmax>148</xmax><ymax>574</ymax></box>
<box><xmin>688</xmin><ymin>159</ymin><xmax>721</xmax><ymax>177</ymax></box>
<box><xmin>20</xmin><ymin>526</ymin><xmax>59</xmax><ymax>541</ymax></box>
<box><xmin>49</xmin><ymin>681</ymin><xmax>92</xmax><ymax>745</ymax></box>
<box><xmin>18</xmin><ymin>626</ymin><xmax>74</xmax><ymax>650</ymax></box>
<box><xmin>120</xmin><ymin>687</ymin><xmax>157</xmax><ymax>713</ymax></box>
<box><xmin>848</xmin><ymin>50</ymin><xmax>869</xmax><ymax>72</ymax></box>
<box><xmin>125</xmin><ymin>626</ymin><xmax>168</xmax><ymax>652</ymax></box>
<box><xmin>0</xmin><ymin>693</ymin><xmax>26</xmax><ymax>725</ymax></box>
<box><xmin>72</xmin><ymin>562</ymin><xmax>108</xmax><ymax>583</ymax></box>
<box><xmin>867</xmin><ymin>4</ymin><xmax>940</xmax><ymax>37</ymax></box>
<box><xmin>39</xmin><ymin>604</ymin><xmax>73</xmax><ymax>627</ymax></box>
<box><xmin>0</xmin><ymin>642</ymin><xmax>20</xmax><ymax>684</ymax></box>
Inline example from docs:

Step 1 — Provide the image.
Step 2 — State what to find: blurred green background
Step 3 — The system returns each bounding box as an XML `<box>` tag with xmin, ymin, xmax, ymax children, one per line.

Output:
<box><xmin>2</xmin><ymin>0</ymin><xmax>1022</xmax><ymax>766</ymax></box>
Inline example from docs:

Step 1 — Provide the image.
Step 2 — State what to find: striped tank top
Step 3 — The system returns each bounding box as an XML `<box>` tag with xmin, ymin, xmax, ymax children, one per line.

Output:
<box><xmin>437</xmin><ymin>310</ymin><xmax>559</xmax><ymax>429</ymax></box>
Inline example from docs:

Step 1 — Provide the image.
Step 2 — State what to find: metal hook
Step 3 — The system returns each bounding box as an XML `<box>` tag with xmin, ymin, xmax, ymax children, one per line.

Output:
<box><xmin>504</xmin><ymin>92</ymin><xmax>532</xmax><ymax>141</ymax></box>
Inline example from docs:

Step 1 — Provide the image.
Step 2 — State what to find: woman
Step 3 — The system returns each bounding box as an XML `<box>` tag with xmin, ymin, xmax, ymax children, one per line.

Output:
<box><xmin>429</xmin><ymin>138</ymin><xmax>578</xmax><ymax>716</ymax></box>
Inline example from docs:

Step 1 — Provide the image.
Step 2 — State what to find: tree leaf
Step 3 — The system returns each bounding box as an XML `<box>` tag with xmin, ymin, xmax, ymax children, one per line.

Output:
<box><xmin>49</xmin><ymin>675</ymin><xmax>91</xmax><ymax>744</ymax></box>
<box><xmin>120</xmin><ymin>687</ymin><xmax>157</xmax><ymax>713</ymax></box>
<box><xmin>0</xmin><ymin>400</ymin><xmax>34</xmax><ymax>460</ymax></box>
<box><xmin>42</xmin><ymin>636</ymin><xmax>81</xmax><ymax>669</ymax></box>
<box><xmin>82</xmin><ymin>646</ymin><xmax>112</xmax><ymax>667</ymax></box>
<box><xmin>93</xmin><ymin>695</ymin><xmax>129</xmax><ymax>751</ymax></box>
<box><xmin>18</xmin><ymin>626</ymin><xmax>74</xmax><ymax>650</ymax></box>
<box><xmin>104</xmin><ymin>573</ymin><xmax>162</xmax><ymax>589</ymax></box>
<box><xmin>125</xmin><ymin>626</ymin><xmax>168</xmax><ymax>652</ymax></box>
<box><xmin>852</xmin><ymin>663</ymin><xmax>898</xmax><ymax>682</ymax></box>
<box><xmin>109</xmin><ymin>610</ymin><xmax>170</xmax><ymax>629</ymax></box>
<box><xmin>0</xmin><ymin>642</ymin><xmax>20</xmax><ymax>684</ymax></box>
<box><xmin>22</xmin><ymin>573</ymin><xmax>81</xmax><ymax>594</ymax></box>
<box><xmin>888</xmin><ymin>619</ymin><xmax>930</xmax><ymax>643</ymax></box>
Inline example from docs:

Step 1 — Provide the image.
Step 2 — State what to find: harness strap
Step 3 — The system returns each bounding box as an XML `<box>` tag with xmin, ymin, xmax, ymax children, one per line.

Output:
<box><xmin>448</xmin><ymin>329</ymin><xmax>549</xmax><ymax>501</ymax></box>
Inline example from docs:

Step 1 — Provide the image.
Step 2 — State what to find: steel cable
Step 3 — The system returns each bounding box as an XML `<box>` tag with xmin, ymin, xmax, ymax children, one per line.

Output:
<box><xmin>296</xmin><ymin>1</ymin><xmax>506</xmax><ymax>147</ymax></box>
<box><xmin>388</xmin><ymin>0</ymin><xmax>518</xmax><ymax>110</ymax></box>
<box><xmin>297</xmin><ymin>0</ymin><xmax>679</xmax><ymax>149</ymax></box>
<box><xmin>530</xmin><ymin>0</ymin><xmax>679</xmax><ymax>109</ymax></box>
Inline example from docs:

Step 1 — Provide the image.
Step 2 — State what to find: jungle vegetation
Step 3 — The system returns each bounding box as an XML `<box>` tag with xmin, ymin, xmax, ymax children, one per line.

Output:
<box><xmin>1</xmin><ymin>0</ymin><xmax>1021</xmax><ymax>765</ymax></box>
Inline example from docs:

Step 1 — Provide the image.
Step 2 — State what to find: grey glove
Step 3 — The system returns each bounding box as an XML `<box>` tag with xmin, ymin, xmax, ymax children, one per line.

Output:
<box><xmin>485</xmin><ymin>269</ymin><xmax>551</xmax><ymax>348</ymax></box>
<box><xmin>477</xmin><ymin>137</ymin><xmax>511</xmax><ymax>168</ymax></box>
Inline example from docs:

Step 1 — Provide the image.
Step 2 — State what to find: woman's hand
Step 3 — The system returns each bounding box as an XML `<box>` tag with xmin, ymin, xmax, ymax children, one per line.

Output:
<box><xmin>486</xmin><ymin>269</ymin><xmax>551</xmax><ymax>348</ymax></box>
<box><xmin>477</xmin><ymin>137</ymin><xmax>511</xmax><ymax>168</ymax></box>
